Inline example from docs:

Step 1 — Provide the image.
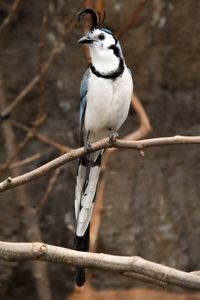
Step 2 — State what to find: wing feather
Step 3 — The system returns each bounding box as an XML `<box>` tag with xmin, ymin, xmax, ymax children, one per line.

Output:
<box><xmin>80</xmin><ymin>69</ymin><xmax>90</xmax><ymax>145</ymax></box>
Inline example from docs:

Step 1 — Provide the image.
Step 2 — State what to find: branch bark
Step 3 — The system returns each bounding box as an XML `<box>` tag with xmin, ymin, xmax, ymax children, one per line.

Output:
<box><xmin>0</xmin><ymin>135</ymin><xmax>200</xmax><ymax>193</ymax></box>
<box><xmin>0</xmin><ymin>241</ymin><xmax>199</xmax><ymax>290</ymax></box>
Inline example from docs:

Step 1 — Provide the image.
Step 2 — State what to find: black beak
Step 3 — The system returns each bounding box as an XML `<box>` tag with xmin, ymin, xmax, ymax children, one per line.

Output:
<box><xmin>78</xmin><ymin>36</ymin><xmax>94</xmax><ymax>44</ymax></box>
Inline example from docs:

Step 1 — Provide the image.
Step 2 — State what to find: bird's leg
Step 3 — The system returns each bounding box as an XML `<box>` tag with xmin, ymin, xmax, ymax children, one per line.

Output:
<box><xmin>108</xmin><ymin>128</ymin><xmax>119</xmax><ymax>144</ymax></box>
<box><xmin>84</xmin><ymin>131</ymin><xmax>93</xmax><ymax>164</ymax></box>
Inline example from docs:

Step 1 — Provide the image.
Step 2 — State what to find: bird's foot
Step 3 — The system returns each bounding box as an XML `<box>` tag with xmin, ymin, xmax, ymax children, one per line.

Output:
<box><xmin>108</xmin><ymin>129</ymin><xmax>119</xmax><ymax>145</ymax></box>
<box><xmin>84</xmin><ymin>137</ymin><xmax>92</xmax><ymax>156</ymax></box>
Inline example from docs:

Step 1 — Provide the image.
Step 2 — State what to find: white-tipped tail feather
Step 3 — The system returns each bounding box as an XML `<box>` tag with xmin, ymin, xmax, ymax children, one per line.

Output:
<box><xmin>75</xmin><ymin>151</ymin><xmax>102</xmax><ymax>237</ymax></box>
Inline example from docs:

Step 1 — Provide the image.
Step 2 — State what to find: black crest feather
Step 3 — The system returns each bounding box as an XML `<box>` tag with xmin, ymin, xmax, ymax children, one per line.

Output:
<box><xmin>77</xmin><ymin>8</ymin><xmax>105</xmax><ymax>31</ymax></box>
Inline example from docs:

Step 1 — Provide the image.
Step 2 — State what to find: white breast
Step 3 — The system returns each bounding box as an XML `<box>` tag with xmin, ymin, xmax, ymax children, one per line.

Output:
<box><xmin>84</xmin><ymin>66</ymin><xmax>133</xmax><ymax>142</ymax></box>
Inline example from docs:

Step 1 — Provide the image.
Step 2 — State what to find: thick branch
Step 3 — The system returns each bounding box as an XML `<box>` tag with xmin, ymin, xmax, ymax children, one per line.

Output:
<box><xmin>0</xmin><ymin>135</ymin><xmax>200</xmax><ymax>193</ymax></box>
<box><xmin>0</xmin><ymin>241</ymin><xmax>199</xmax><ymax>290</ymax></box>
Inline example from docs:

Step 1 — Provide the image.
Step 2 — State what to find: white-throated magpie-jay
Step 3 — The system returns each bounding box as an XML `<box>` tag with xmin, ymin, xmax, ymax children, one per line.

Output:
<box><xmin>74</xmin><ymin>8</ymin><xmax>133</xmax><ymax>286</ymax></box>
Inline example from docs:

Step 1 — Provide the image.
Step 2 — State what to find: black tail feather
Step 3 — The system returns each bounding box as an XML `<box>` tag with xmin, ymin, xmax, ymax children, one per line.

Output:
<box><xmin>74</xmin><ymin>225</ymin><xmax>90</xmax><ymax>287</ymax></box>
<box><xmin>75</xmin><ymin>267</ymin><xmax>86</xmax><ymax>287</ymax></box>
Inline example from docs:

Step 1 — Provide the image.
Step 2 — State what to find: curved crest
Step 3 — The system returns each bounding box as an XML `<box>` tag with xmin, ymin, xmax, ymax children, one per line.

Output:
<box><xmin>98</xmin><ymin>11</ymin><xmax>106</xmax><ymax>27</ymax></box>
<box><xmin>77</xmin><ymin>8</ymin><xmax>106</xmax><ymax>31</ymax></box>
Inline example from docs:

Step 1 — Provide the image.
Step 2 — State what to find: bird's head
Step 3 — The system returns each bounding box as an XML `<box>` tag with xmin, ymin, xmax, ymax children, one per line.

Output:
<box><xmin>77</xmin><ymin>9</ymin><xmax>123</xmax><ymax>58</ymax></box>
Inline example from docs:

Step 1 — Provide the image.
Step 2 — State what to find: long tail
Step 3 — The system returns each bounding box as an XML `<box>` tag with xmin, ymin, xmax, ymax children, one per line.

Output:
<box><xmin>74</xmin><ymin>151</ymin><xmax>102</xmax><ymax>286</ymax></box>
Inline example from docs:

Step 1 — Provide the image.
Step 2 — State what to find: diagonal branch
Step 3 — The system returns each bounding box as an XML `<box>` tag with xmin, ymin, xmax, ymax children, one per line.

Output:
<box><xmin>0</xmin><ymin>241</ymin><xmax>199</xmax><ymax>290</ymax></box>
<box><xmin>0</xmin><ymin>0</ymin><xmax>23</xmax><ymax>34</ymax></box>
<box><xmin>0</xmin><ymin>135</ymin><xmax>200</xmax><ymax>193</ymax></box>
<box><xmin>36</xmin><ymin>166</ymin><xmax>62</xmax><ymax>216</ymax></box>
<box><xmin>0</xmin><ymin>46</ymin><xmax>60</xmax><ymax>118</ymax></box>
<box><xmin>11</xmin><ymin>119</ymin><xmax>71</xmax><ymax>152</ymax></box>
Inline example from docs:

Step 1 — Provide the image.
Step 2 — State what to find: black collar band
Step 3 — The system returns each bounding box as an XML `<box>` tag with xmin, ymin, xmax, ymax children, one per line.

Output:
<box><xmin>90</xmin><ymin>58</ymin><xmax>124</xmax><ymax>80</ymax></box>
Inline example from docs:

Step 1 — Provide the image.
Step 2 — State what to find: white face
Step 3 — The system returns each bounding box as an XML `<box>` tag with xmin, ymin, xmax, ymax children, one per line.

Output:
<box><xmin>89</xmin><ymin>29</ymin><xmax>116</xmax><ymax>50</ymax></box>
<box><xmin>78</xmin><ymin>27</ymin><xmax>124</xmax><ymax>73</ymax></box>
<box><xmin>79</xmin><ymin>28</ymin><xmax>117</xmax><ymax>51</ymax></box>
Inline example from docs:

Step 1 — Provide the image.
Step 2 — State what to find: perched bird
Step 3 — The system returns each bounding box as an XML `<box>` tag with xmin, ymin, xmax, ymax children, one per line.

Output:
<box><xmin>74</xmin><ymin>8</ymin><xmax>133</xmax><ymax>286</ymax></box>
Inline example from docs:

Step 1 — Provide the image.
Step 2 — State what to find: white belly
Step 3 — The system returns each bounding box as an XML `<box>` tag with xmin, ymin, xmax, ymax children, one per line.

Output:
<box><xmin>84</xmin><ymin>67</ymin><xmax>133</xmax><ymax>142</ymax></box>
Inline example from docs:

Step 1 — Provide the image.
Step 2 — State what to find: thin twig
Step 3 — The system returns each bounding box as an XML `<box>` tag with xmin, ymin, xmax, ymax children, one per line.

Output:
<box><xmin>11</xmin><ymin>119</ymin><xmax>71</xmax><ymax>153</ymax></box>
<box><xmin>0</xmin><ymin>133</ymin><xmax>33</xmax><ymax>175</ymax></box>
<box><xmin>0</xmin><ymin>46</ymin><xmax>60</xmax><ymax>118</ymax></box>
<box><xmin>36</xmin><ymin>166</ymin><xmax>62</xmax><ymax>216</ymax></box>
<box><xmin>0</xmin><ymin>241</ymin><xmax>200</xmax><ymax>290</ymax></box>
<box><xmin>10</xmin><ymin>153</ymin><xmax>40</xmax><ymax>168</ymax></box>
<box><xmin>0</xmin><ymin>114</ymin><xmax>46</xmax><ymax>176</ymax></box>
<box><xmin>0</xmin><ymin>0</ymin><xmax>23</xmax><ymax>34</ymax></box>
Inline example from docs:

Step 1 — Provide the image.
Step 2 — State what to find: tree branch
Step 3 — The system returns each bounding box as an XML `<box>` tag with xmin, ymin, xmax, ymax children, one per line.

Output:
<box><xmin>0</xmin><ymin>241</ymin><xmax>199</xmax><ymax>290</ymax></box>
<box><xmin>0</xmin><ymin>135</ymin><xmax>200</xmax><ymax>193</ymax></box>
<box><xmin>0</xmin><ymin>0</ymin><xmax>23</xmax><ymax>34</ymax></box>
<box><xmin>0</xmin><ymin>46</ymin><xmax>59</xmax><ymax>118</ymax></box>
<box><xmin>11</xmin><ymin>119</ymin><xmax>71</xmax><ymax>153</ymax></box>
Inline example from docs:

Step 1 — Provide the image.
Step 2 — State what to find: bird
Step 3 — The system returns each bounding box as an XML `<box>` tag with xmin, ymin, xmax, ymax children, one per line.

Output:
<box><xmin>74</xmin><ymin>8</ymin><xmax>133</xmax><ymax>286</ymax></box>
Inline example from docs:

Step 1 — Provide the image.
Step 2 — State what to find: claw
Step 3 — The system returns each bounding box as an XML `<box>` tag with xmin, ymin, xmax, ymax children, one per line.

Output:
<box><xmin>85</xmin><ymin>139</ymin><xmax>92</xmax><ymax>154</ymax></box>
<box><xmin>84</xmin><ymin>132</ymin><xmax>92</xmax><ymax>160</ymax></box>
<box><xmin>108</xmin><ymin>128</ymin><xmax>119</xmax><ymax>144</ymax></box>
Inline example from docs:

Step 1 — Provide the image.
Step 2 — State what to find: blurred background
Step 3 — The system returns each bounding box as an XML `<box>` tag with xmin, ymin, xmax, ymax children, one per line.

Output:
<box><xmin>0</xmin><ymin>0</ymin><xmax>200</xmax><ymax>299</ymax></box>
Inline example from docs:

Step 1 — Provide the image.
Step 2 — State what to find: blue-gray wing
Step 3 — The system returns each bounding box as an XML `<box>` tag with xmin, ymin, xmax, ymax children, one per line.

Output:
<box><xmin>80</xmin><ymin>69</ymin><xmax>90</xmax><ymax>145</ymax></box>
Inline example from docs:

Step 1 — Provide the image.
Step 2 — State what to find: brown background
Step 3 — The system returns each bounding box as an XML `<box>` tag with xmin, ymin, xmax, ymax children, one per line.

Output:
<box><xmin>0</xmin><ymin>0</ymin><xmax>200</xmax><ymax>299</ymax></box>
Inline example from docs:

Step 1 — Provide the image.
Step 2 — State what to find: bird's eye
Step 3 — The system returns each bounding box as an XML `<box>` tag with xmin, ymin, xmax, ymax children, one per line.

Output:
<box><xmin>98</xmin><ymin>33</ymin><xmax>105</xmax><ymax>40</ymax></box>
